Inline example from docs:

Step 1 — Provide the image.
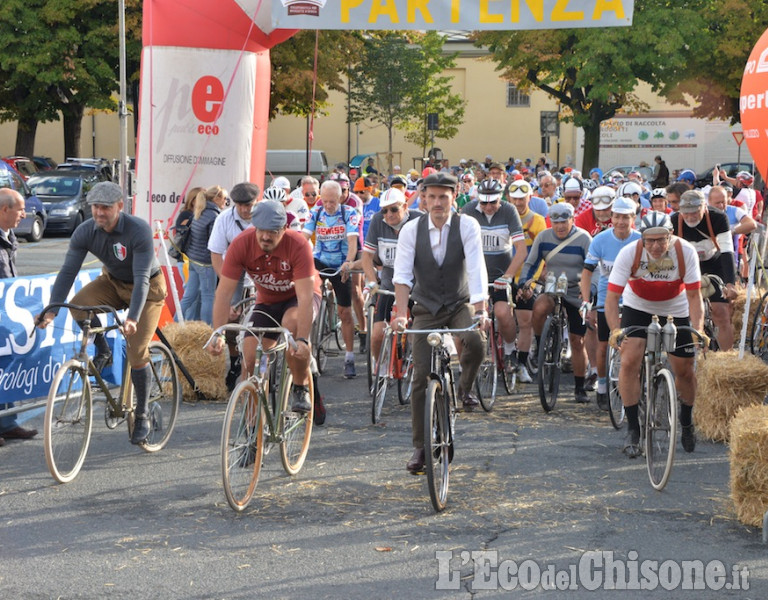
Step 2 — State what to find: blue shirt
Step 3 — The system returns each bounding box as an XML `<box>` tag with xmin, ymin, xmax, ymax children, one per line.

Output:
<box><xmin>585</xmin><ymin>228</ymin><xmax>642</xmax><ymax>310</ymax></box>
<box><xmin>361</xmin><ymin>196</ymin><xmax>380</xmax><ymax>240</ymax></box>
<box><xmin>303</xmin><ymin>205</ymin><xmax>360</xmax><ymax>267</ymax></box>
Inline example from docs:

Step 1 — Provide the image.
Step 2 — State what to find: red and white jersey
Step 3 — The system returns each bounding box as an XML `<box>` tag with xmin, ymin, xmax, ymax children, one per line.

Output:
<box><xmin>607</xmin><ymin>237</ymin><xmax>701</xmax><ymax>318</ymax></box>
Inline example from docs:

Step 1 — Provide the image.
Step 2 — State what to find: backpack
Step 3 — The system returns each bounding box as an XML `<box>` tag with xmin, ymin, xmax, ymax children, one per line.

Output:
<box><xmin>168</xmin><ymin>220</ymin><xmax>192</xmax><ymax>261</ymax></box>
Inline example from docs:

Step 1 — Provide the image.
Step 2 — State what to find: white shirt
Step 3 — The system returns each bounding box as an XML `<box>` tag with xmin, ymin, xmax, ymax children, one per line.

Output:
<box><xmin>393</xmin><ymin>213</ymin><xmax>488</xmax><ymax>304</ymax></box>
<box><xmin>284</xmin><ymin>196</ymin><xmax>310</xmax><ymax>229</ymax></box>
<box><xmin>208</xmin><ymin>206</ymin><xmax>252</xmax><ymax>255</ymax></box>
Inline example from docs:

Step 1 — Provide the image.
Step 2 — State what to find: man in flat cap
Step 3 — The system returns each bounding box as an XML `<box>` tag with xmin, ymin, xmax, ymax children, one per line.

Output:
<box><xmin>392</xmin><ymin>172</ymin><xmax>488</xmax><ymax>474</ymax></box>
<box><xmin>36</xmin><ymin>181</ymin><xmax>167</xmax><ymax>445</ymax></box>
<box><xmin>208</xmin><ymin>200</ymin><xmax>322</xmax><ymax>421</ymax></box>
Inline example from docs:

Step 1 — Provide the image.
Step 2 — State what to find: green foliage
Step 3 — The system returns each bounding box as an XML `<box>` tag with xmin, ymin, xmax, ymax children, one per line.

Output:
<box><xmin>348</xmin><ymin>32</ymin><xmax>465</xmax><ymax>167</ymax></box>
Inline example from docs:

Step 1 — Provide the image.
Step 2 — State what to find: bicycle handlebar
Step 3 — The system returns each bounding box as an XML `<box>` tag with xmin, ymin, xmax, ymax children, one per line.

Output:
<box><xmin>402</xmin><ymin>323</ymin><xmax>480</xmax><ymax>335</ymax></box>
<box><xmin>37</xmin><ymin>303</ymin><xmax>124</xmax><ymax>327</ymax></box>
<box><xmin>615</xmin><ymin>323</ymin><xmax>707</xmax><ymax>346</ymax></box>
<box><xmin>204</xmin><ymin>323</ymin><xmax>297</xmax><ymax>352</ymax></box>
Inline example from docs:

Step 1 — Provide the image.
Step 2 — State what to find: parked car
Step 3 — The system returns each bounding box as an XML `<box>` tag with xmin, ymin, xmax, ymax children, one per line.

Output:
<box><xmin>27</xmin><ymin>170</ymin><xmax>99</xmax><ymax>235</ymax></box>
<box><xmin>695</xmin><ymin>162</ymin><xmax>754</xmax><ymax>188</ymax></box>
<box><xmin>603</xmin><ymin>165</ymin><xmax>655</xmax><ymax>183</ymax></box>
<box><xmin>3</xmin><ymin>156</ymin><xmax>40</xmax><ymax>180</ymax></box>
<box><xmin>0</xmin><ymin>159</ymin><xmax>47</xmax><ymax>242</ymax></box>
<box><xmin>57</xmin><ymin>157</ymin><xmax>113</xmax><ymax>182</ymax></box>
<box><xmin>32</xmin><ymin>156</ymin><xmax>59</xmax><ymax>171</ymax></box>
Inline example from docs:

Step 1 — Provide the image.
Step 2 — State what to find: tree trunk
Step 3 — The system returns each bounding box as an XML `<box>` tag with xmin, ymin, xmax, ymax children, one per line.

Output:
<box><xmin>63</xmin><ymin>103</ymin><xmax>85</xmax><ymax>158</ymax></box>
<box><xmin>581</xmin><ymin>114</ymin><xmax>602</xmax><ymax>173</ymax></box>
<box><xmin>15</xmin><ymin>116</ymin><xmax>38</xmax><ymax>157</ymax></box>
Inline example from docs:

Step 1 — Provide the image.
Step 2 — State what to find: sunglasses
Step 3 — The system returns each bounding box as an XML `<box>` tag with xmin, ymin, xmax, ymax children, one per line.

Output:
<box><xmin>643</xmin><ymin>237</ymin><xmax>670</xmax><ymax>246</ymax></box>
<box><xmin>381</xmin><ymin>205</ymin><xmax>402</xmax><ymax>214</ymax></box>
<box><xmin>304</xmin><ymin>192</ymin><xmax>317</xmax><ymax>197</ymax></box>
<box><xmin>508</xmin><ymin>183</ymin><xmax>531</xmax><ymax>194</ymax></box>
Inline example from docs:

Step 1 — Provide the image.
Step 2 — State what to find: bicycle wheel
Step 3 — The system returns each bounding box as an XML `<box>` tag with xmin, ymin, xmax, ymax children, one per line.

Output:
<box><xmin>372</xmin><ymin>333</ymin><xmax>393</xmax><ymax>424</ymax></box>
<box><xmin>537</xmin><ymin>315</ymin><xmax>562</xmax><ymax>412</ymax></box>
<box><xmin>424</xmin><ymin>378</ymin><xmax>451</xmax><ymax>512</ymax></box>
<box><xmin>397</xmin><ymin>335</ymin><xmax>414</xmax><ymax>405</ymax></box>
<box><xmin>750</xmin><ymin>291</ymin><xmax>768</xmax><ymax>361</ymax></box>
<box><xmin>475</xmin><ymin>328</ymin><xmax>497</xmax><ymax>412</ymax></box>
<box><xmin>141</xmin><ymin>342</ymin><xmax>181</xmax><ymax>452</ymax></box>
<box><xmin>366</xmin><ymin>303</ymin><xmax>376</xmax><ymax>394</ymax></box>
<box><xmin>645</xmin><ymin>368</ymin><xmax>677</xmax><ymax>491</ymax></box>
<box><xmin>498</xmin><ymin>328</ymin><xmax>516</xmax><ymax>395</ymax></box>
<box><xmin>312</xmin><ymin>299</ymin><xmax>329</xmax><ymax>374</ymax></box>
<box><xmin>44</xmin><ymin>360</ymin><xmax>93</xmax><ymax>483</ymax></box>
<box><xmin>607</xmin><ymin>345</ymin><xmax>624</xmax><ymax>430</ymax></box>
<box><xmin>221</xmin><ymin>381</ymin><xmax>264</xmax><ymax>512</ymax></box>
<box><xmin>280</xmin><ymin>371</ymin><xmax>313</xmax><ymax>475</ymax></box>
<box><xmin>331</xmin><ymin>294</ymin><xmax>344</xmax><ymax>351</ymax></box>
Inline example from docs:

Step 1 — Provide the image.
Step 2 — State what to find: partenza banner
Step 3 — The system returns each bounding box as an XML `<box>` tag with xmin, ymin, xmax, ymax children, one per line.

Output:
<box><xmin>271</xmin><ymin>0</ymin><xmax>634</xmax><ymax>30</ymax></box>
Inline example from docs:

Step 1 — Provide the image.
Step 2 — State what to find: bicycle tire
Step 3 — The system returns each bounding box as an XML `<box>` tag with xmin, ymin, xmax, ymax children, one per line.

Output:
<box><xmin>366</xmin><ymin>304</ymin><xmax>375</xmax><ymax>394</ymax></box>
<box><xmin>372</xmin><ymin>333</ymin><xmax>393</xmax><ymax>424</ymax></box>
<box><xmin>221</xmin><ymin>380</ymin><xmax>264</xmax><ymax>512</ymax></box>
<box><xmin>140</xmin><ymin>342</ymin><xmax>181</xmax><ymax>452</ymax></box>
<box><xmin>646</xmin><ymin>368</ymin><xmax>677</xmax><ymax>491</ymax></box>
<box><xmin>312</xmin><ymin>299</ymin><xmax>329</xmax><ymax>374</ymax></box>
<box><xmin>397</xmin><ymin>335</ymin><xmax>414</xmax><ymax>405</ymax></box>
<box><xmin>607</xmin><ymin>345</ymin><xmax>624</xmax><ymax>430</ymax></box>
<box><xmin>424</xmin><ymin>378</ymin><xmax>451</xmax><ymax>512</ymax></box>
<box><xmin>331</xmin><ymin>294</ymin><xmax>344</xmax><ymax>351</ymax></box>
<box><xmin>280</xmin><ymin>370</ymin><xmax>313</xmax><ymax>475</ymax></box>
<box><xmin>537</xmin><ymin>314</ymin><xmax>562</xmax><ymax>412</ymax></box>
<box><xmin>498</xmin><ymin>327</ymin><xmax>516</xmax><ymax>395</ymax></box>
<box><xmin>476</xmin><ymin>327</ymin><xmax>497</xmax><ymax>412</ymax></box>
<box><xmin>750</xmin><ymin>290</ymin><xmax>768</xmax><ymax>361</ymax></box>
<box><xmin>44</xmin><ymin>360</ymin><xmax>93</xmax><ymax>483</ymax></box>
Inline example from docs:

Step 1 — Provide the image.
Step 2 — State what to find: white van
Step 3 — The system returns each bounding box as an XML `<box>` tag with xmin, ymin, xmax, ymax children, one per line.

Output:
<box><xmin>265</xmin><ymin>149</ymin><xmax>329</xmax><ymax>186</ymax></box>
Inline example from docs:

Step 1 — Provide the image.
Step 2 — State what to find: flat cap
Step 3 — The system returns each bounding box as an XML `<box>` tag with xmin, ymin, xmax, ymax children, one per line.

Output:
<box><xmin>421</xmin><ymin>172</ymin><xmax>458</xmax><ymax>190</ymax></box>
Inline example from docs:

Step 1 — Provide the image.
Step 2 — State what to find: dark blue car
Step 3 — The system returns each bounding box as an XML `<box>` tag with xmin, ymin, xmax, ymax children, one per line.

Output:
<box><xmin>27</xmin><ymin>170</ymin><xmax>100</xmax><ymax>235</ymax></box>
<box><xmin>0</xmin><ymin>159</ymin><xmax>47</xmax><ymax>242</ymax></box>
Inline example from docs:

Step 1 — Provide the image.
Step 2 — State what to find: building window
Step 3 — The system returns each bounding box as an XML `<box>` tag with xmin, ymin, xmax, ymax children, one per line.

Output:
<box><xmin>506</xmin><ymin>83</ymin><xmax>530</xmax><ymax>107</ymax></box>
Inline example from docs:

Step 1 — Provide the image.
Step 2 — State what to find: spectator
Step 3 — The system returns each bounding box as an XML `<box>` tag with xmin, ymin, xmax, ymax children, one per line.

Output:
<box><xmin>0</xmin><ymin>188</ymin><xmax>38</xmax><ymax>445</ymax></box>
<box><xmin>181</xmin><ymin>185</ymin><xmax>228</xmax><ymax>323</ymax></box>
<box><xmin>652</xmin><ymin>155</ymin><xmax>670</xmax><ymax>188</ymax></box>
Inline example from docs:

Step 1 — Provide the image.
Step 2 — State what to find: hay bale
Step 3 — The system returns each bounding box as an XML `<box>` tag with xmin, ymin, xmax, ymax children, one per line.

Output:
<box><xmin>161</xmin><ymin>321</ymin><xmax>228</xmax><ymax>402</ymax></box>
<box><xmin>694</xmin><ymin>350</ymin><xmax>768</xmax><ymax>442</ymax></box>
<box><xmin>731</xmin><ymin>287</ymin><xmax>761</xmax><ymax>336</ymax></box>
<box><xmin>729</xmin><ymin>405</ymin><xmax>768</xmax><ymax>527</ymax></box>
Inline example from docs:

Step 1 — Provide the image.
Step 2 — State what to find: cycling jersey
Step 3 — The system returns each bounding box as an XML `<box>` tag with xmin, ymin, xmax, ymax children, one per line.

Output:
<box><xmin>585</xmin><ymin>228</ymin><xmax>642</xmax><ymax>310</ymax></box>
<box><xmin>670</xmin><ymin>207</ymin><xmax>734</xmax><ymax>285</ymax></box>
<box><xmin>360</xmin><ymin>196</ymin><xmax>381</xmax><ymax>240</ymax></box>
<box><xmin>460</xmin><ymin>200</ymin><xmax>524</xmax><ymax>280</ymax></box>
<box><xmin>303</xmin><ymin>204</ymin><xmax>359</xmax><ymax>268</ymax></box>
<box><xmin>363</xmin><ymin>209</ymin><xmax>422</xmax><ymax>290</ymax></box>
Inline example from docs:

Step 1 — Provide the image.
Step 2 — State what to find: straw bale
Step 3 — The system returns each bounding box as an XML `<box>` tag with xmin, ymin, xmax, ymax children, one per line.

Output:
<box><xmin>731</xmin><ymin>287</ymin><xmax>761</xmax><ymax>336</ymax></box>
<box><xmin>161</xmin><ymin>321</ymin><xmax>228</xmax><ymax>402</ymax></box>
<box><xmin>693</xmin><ymin>350</ymin><xmax>768</xmax><ymax>442</ymax></box>
<box><xmin>729</xmin><ymin>405</ymin><xmax>768</xmax><ymax>527</ymax></box>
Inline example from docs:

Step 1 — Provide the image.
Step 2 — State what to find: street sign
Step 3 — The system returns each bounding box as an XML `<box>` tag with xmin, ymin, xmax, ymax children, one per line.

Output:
<box><xmin>733</xmin><ymin>131</ymin><xmax>745</xmax><ymax>146</ymax></box>
<box><xmin>427</xmin><ymin>113</ymin><xmax>439</xmax><ymax>131</ymax></box>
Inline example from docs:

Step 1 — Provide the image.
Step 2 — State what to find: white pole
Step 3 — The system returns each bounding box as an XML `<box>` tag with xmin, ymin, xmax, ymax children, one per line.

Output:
<box><xmin>155</xmin><ymin>221</ymin><xmax>184</xmax><ymax>323</ymax></box>
<box><xmin>739</xmin><ymin>229</ymin><xmax>763</xmax><ymax>358</ymax></box>
<box><xmin>118</xmin><ymin>0</ymin><xmax>129</xmax><ymax>205</ymax></box>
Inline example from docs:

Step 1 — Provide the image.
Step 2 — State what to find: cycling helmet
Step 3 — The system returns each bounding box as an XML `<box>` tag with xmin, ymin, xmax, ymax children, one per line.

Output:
<box><xmin>736</xmin><ymin>171</ymin><xmax>754</xmax><ymax>185</ymax></box>
<box><xmin>262</xmin><ymin>186</ymin><xmax>287</xmax><ymax>202</ymax></box>
<box><xmin>590</xmin><ymin>185</ymin><xmax>615</xmax><ymax>209</ymax></box>
<box><xmin>477</xmin><ymin>178</ymin><xmax>504</xmax><ymax>201</ymax></box>
<box><xmin>584</xmin><ymin>179</ymin><xmax>597</xmax><ymax>191</ymax></box>
<box><xmin>639</xmin><ymin>210</ymin><xmax>673</xmax><ymax>236</ymax></box>
<box><xmin>379</xmin><ymin>187</ymin><xmax>406</xmax><ymax>208</ymax></box>
<box><xmin>618</xmin><ymin>181</ymin><xmax>643</xmax><ymax>198</ymax></box>
<box><xmin>650</xmin><ymin>187</ymin><xmax>667</xmax><ymax>199</ymax></box>
<box><xmin>676</xmin><ymin>169</ymin><xmax>696</xmax><ymax>185</ymax></box>
<box><xmin>389</xmin><ymin>174</ymin><xmax>408</xmax><ymax>187</ymax></box>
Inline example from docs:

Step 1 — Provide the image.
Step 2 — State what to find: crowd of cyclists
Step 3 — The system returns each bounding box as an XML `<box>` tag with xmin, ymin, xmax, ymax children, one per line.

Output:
<box><xmin>42</xmin><ymin>155</ymin><xmax>761</xmax><ymax>464</ymax></box>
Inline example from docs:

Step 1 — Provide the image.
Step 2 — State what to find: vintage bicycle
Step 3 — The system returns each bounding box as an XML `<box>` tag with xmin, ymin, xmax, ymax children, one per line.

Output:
<box><xmin>206</xmin><ymin>320</ymin><xmax>313</xmax><ymax>512</ymax></box>
<box><xmin>475</xmin><ymin>283</ymin><xmax>516</xmax><ymax>411</ymax></box>
<box><xmin>533</xmin><ymin>274</ymin><xmax>571</xmax><ymax>412</ymax></box>
<box><xmin>371</xmin><ymin>298</ymin><xmax>414</xmax><ymax>424</ymax></box>
<box><xmin>40</xmin><ymin>303</ymin><xmax>180</xmax><ymax>483</ymax></box>
<box><xmin>402</xmin><ymin>322</ymin><xmax>480</xmax><ymax>512</ymax></box>
<box><xmin>312</xmin><ymin>267</ymin><xmax>344</xmax><ymax>373</ymax></box>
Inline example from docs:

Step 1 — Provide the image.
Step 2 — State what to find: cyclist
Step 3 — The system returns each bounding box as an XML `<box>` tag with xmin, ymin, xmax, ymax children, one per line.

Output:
<box><xmin>605</xmin><ymin>211</ymin><xmax>703</xmax><ymax>457</ymax></box>
<box><xmin>392</xmin><ymin>172</ymin><xmax>488</xmax><ymax>474</ymax></box>
<box><xmin>361</xmin><ymin>187</ymin><xmax>422</xmax><ymax>366</ymax></box>
<box><xmin>671</xmin><ymin>190</ymin><xmax>736</xmax><ymax>350</ymax></box>
<box><xmin>303</xmin><ymin>180</ymin><xmax>361</xmax><ymax>378</ymax></box>
<box><xmin>35</xmin><ymin>182</ymin><xmax>167</xmax><ymax>445</ymax></box>
<box><xmin>707</xmin><ymin>183</ymin><xmax>757</xmax><ymax>274</ymax></box>
<box><xmin>461</xmin><ymin>178</ymin><xmax>526</xmax><ymax>370</ymax></box>
<box><xmin>505</xmin><ymin>178</ymin><xmax>548</xmax><ymax>383</ymax></box>
<box><xmin>580</xmin><ymin>197</ymin><xmax>642</xmax><ymax>409</ymax></box>
<box><xmin>208</xmin><ymin>182</ymin><xmax>260</xmax><ymax>390</ymax></box>
<box><xmin>518</xmin><ymin>202</ymin><xmax>592</xmax><ymax>403</ymax></box>
<box><xmin>208</xmin><ymin>200</ymin><xmax>321</xmax><ymax>417</ymax></box>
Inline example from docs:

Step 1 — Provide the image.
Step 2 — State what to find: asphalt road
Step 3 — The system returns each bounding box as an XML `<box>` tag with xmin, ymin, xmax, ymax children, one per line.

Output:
<box><xmin>2</xmin><ymin>348</ymin><xmax>767</xmax><ymax>599</ymax></box>
<box><xmin>4</xmin><ymin>238</ymin><xmax>768</xmax><ymax>598</ymax></box>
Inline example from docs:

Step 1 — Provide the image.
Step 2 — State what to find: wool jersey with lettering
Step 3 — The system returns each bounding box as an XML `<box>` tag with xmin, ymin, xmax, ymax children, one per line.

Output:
<box><xmin>461</xmin><ymin>200</ymin><xmax>524</xmax><ymax>280</ymax></box>
<box><xmin>585</xmin><ymin>228</ymin><xmax>642</xmax><ymax>310</ymax></box>
<box><xmin>222</xmin><ymin>228</ymin><xmax>321</xmax><ymax>304</ymax></box>
<box><xmin>363</xmin><ymin>209</ymin><xmax>422</xmax><ymax>290</ymax></box>
<box><xmin>303</xmin><ymin>204</ymin><xmax>360</xmax><ymax>267</ymax></box>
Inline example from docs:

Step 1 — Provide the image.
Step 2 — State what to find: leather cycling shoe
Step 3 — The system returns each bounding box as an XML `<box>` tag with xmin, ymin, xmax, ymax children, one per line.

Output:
<box><xmin>92</xmin><ymin>352</ymin><xmax>113</xmax><ymax>373</ymax></box>
<box><xmin>461</xmin><ymin>391</ymin><xmax>480</xmax><ymax>410</ymax></box>
<box><xmin>574</xmin><ymin>388</ymin><xmax>590</xmax><ymax>404</ymax></box>
<box><xmin>406</xmin><ymin>448</ymin><xmax>425</xmax><ymax>474</ymax></box>
<box><xmin>2</xmin><ymin>426</ymin><xmax>38</xmax><ymax>440</ymax></box>
<box><xmin>681</xmin><ymin>424</ymin><xmax>696</xmax><ymax>453</ymax></box>
<box><xmin>596</xmin><ymin>392</ymin><xmax>609</xmax><ymax>411</ymax></box>
<box><xmin>131</xmin><ymin>417</ymin><xmax>151</xmax><ymax>445</ymax></box>
<box><xmin>623</xmin><ymin>429</ymin><xmax>641</xmax><ymax>458</ymax></box>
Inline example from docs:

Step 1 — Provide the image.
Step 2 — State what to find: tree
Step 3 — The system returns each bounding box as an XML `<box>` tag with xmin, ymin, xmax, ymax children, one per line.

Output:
<box><xmin>269</xmin><ymin>30</ymin><xmax>364</xmax><ymax>119</ymax></box>
<box><xmin>348</xmin><ymin>32</ymin><xmax>465</xmax><ymax>173</ymax></box>
<box><xmin>475</xmin><ymin>0</ymin><xmax>708</xmax><ymax>172</ymax></box>
<box><xmin>664</xmin><ymin>0</ymin><xmax>768</xmax><ymax>123</ymax></box>
<box><xmin>399</xmin><ymin>32</ymin><xmax>466</xmax><ymax>160</ymax></box>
